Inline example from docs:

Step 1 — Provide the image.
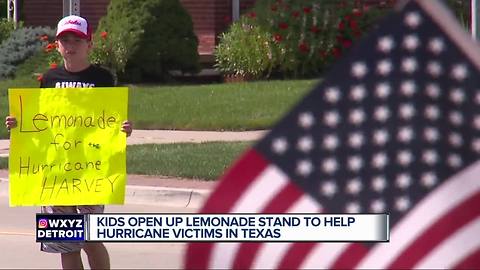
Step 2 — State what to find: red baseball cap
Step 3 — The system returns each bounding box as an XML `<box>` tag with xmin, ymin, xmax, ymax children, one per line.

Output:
<box><xmin>56</xmin><ymin>15</ymin><xmax>91</xmax><ymax>40</ymax></box>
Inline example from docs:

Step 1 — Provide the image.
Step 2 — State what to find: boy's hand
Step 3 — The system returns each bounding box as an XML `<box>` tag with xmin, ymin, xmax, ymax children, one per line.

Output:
<box><xmin>5</xmin><ymin>116</ymin><xmax>17</xmax><ymax>130</ymax></box>
<box><xmin>121</xmin><ymin>120</ymin><xmax>132</xmax><ymax>137</ymax></box>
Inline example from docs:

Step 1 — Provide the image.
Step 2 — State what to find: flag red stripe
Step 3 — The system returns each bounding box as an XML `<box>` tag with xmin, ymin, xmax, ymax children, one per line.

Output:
<box><xmin>276</xmin><ymin>243</ymin><xmax>317</xmax><ymax>269</ymax></box>
<box><xmin>330</xmin><ymin>243</ymin><xmax>368</xmax><ymax>269</ymax></box>
<box><xmin>184</xmin><ymin>149</ymin><xmax>269</xmax><ymax>269</ymax></box>
<box><xmin>201</xmin><ymin>149</ymin><xmax>270</xmax><ymax>213</ymax></box>
<box><xmin>259</xmin><ymin>182</ymin><xmax>304</xmax><ymax>214</ymax></box>
<box><xmin>452</xmin><ymin>247</ymin><xmax>480</xmax><ymax>269</ymax></box>
<box><xmin>232</xmin><ymin>182</ymin><xmax>304</xmax><ymax>269</ymax></box>
<box><xmin>388</xmin><ymin>191</ymin><xmax>480</xmax><ymax>269</ymax></box>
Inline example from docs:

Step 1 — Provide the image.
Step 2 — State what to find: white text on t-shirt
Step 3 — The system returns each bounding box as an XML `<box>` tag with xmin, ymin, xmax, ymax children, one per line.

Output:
<box><xmin>55</xmin><ymin>82</ymin><xmax>95</xmax><ymax>88</ymax></box>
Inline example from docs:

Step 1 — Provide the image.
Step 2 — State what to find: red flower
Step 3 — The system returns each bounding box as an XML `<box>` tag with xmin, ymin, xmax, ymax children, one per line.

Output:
<box><xmin>338</xmin><ymin>21</ymin><xmax>345</xmax><ymax>31</ymax></box>
<box><xmin>353</xmin><ymin>10</ymin><xmax>363</xmax><ymax>17</ymax></box>
<box><xmin>273</xmin><ymin>34</ymin><xmax>283</xmax><ymax>43</ymax></box>
<box><xmin>318</xmin><ymin>50</ymin><xmax>327</xmax><ymax>59</ymax></box>
<box><xmin>279</xmin><ymin>22</ymin><xmax>289</xmax><ymax>30</ymax></box>
<box><xmin>298</xmin><ymin>42</ymin><xmax>309</xmax><ymax>53</ymax></box>
<box><xmin>100</xmin><ymin>31</ymin><xmax>108</xmax><ymax>39</ymax></box>
<box><xmin>248</xmin><ymin>12</ymin><xmax>256</xmax><ymax>18</ymax></box>
<box><xmin>310</xmin><ymin>26</ymin><xmax>320</xmax><ymax>33</ymax></box>
<box><xmin>44</xmin><ymin>43</ymin><xmax>56</xmax><ymax>52</ymax></box>
<box><xmin>37</xmin><ymin>74</ymin><xmax>43</xmax><ymax>81</ymax></box>
<box><xmin>342</xmin><ymin>39</ymin><xmax>352</xmax><ymax>48</ymax></box>
<box><xmin>39</xmin><ymin>35</ymin><xmax>49</xmax><ymax>41</ymax></box>
<box><xmin>349</xmin><ymin>20</ymin><xmax>358</xmax><ymax>30</ymax></box>
<box><xmin>271</xmin><ymin>5</ymin><xmax>278</xmax><ymax>11</ymax></box>
<box><xmin>303</xmin><ymin>7</ymin><xmax>312</xmax><ymax>14</ymax></box>
<box><xmin>292</xmin><ymin>11</ymin><xmax>300</xmax><ymax>18</ymax></box>
<box><xmin>353</xmin><ymin>30</ymin><xmax>362</xmax><ymax>38</ymax></box>
<box><xmin>332</xmin><ymin>47</ymin><xmax>342</xmax><ymax>58</ymax></box>
<box><xmin>50</xmin><ymin>63</ymin><xmax>58</xmax><ymax>69</ymax></box>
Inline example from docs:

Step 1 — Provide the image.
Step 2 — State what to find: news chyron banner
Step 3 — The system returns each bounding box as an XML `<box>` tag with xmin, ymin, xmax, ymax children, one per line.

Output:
<box><xmin>8</xmin><ymin>87</ymin><xmax>128</xmax><ymax>206</ymax></box>
<box><xmin>36</xmin><ymin>214</ymin><xmax>389</xmax><ymax>242</ymax></box>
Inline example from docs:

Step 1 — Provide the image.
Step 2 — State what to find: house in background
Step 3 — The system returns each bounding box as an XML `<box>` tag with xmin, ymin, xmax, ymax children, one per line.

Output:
<box><xmin>13</xmin><ymin>0</ymin><xmax>407</xmax><ymax>68</ymax></box>
<box><xmin>18</xmin><ymin>0</ymin><xmax>256</xmax><ymax>64</ymax></box>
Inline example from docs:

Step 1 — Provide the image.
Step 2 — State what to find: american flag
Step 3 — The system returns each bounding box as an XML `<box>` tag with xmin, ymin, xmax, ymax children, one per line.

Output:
<box><xmin>185</xmin><ymin>0</ymin><xmax>480</xmax><ymax>268</ymax></box>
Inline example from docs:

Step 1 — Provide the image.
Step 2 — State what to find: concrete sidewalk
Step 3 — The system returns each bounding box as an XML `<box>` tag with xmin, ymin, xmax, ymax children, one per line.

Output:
<box><xmin>128</xmin><ymin>129</ymin><xmax>267</xmax><ymax>144</ymax></box>
<box><xmin>0</xmin><ymin>129</ymin><xmax>267</xmax><ymax>156</ymax></box>
<box><xmin>0</xmin><ymin>129</ymin><xmax>267</xmax><ymax>208</ymax></box>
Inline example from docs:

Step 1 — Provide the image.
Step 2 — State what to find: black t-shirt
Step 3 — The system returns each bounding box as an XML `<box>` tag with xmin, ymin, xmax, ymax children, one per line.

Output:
<box><xmin>40</xmin><ymin>65</ymin><xmax>115</xmax><ymax>88</ymax></box>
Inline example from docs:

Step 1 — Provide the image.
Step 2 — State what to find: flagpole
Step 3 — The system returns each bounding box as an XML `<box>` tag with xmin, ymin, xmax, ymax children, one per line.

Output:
<box><xmin>472</xmin><ymin>0</ymin><xmax>479</xmax><ymax>40</ymax></box>
<box><xmin>232</xmin><ymin>0</ymin><xmax>240</xmax><ymax>21</ymax></box>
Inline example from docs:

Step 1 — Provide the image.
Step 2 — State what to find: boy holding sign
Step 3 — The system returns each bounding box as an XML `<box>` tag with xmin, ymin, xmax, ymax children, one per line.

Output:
<box><xmin>5</xmin><ymin>15</ymin><xmax>132</xmax><ymax>269</ymax></box>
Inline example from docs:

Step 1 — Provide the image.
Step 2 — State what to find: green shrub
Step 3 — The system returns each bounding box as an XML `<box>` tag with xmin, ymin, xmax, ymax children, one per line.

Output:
<box><xmin>0</xmin><ymin>0</ymin><xmax>6</xmax><ymax>18</ymax></box>
<box><xmin>215</xmin><ymin>17</ymin><xmax>277</xmax><ymax>79</ymax></box>
<box><xmin>0</xmin><ymin>26</ymin><xmax>55</xmax><ymax>79</ymax></box>
<box><xmin>215</xmin><ymin>1</ymin><xmax>391</xmax><ymax>79</ymax></box>
<box><xmin>327</xmin><ymin>5</ymin><xmax>390</xmax><ymax>64</ymax></box>
<box><xmin>0</xmin><ymin>18</ymin><xmax>15</xmax><ymax>43</ymax></box>
<box><xmin>15</xmin><ymin>49</ymin><xmax>51</xmax><ymax>80</ymax></box>
<box><xmin>92</xmin><ymin>0</ymin><xmax>200</xmax><ymax>82</ymax></box>
<box><xmin>251</xmin><ymin>0</ymin><xmax>391</xmax><ymax>78</ymax></box>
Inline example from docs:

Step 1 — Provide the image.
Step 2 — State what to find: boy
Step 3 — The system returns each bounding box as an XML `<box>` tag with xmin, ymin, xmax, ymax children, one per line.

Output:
<box><xmin>5</xmin><ymin>15</ymin><xmax>132</xmax><ymax>269</ymax></box>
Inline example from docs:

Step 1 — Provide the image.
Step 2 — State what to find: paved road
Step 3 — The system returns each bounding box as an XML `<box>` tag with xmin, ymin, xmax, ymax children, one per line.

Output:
<box><xmin>0</xmin><ymin>195</ymin><xmax>197</xmax><ymax>269</ymax></box>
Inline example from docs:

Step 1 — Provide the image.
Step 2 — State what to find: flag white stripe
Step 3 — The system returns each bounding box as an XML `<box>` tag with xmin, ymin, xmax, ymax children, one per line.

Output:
<box><xmin>209</xmin><ymin>165</ymin><xmax>289</xmax><ymax>269</ymax></box>
<box><xmin>251</xmin><ymin>195</ymin><xmax>321</xmax><ymax>269</ymax></box>
<box><xmin>286</xmin><ymin>194</ymin><xmax>323</xmax><ymax>214</ymax></box>
<box><xmin>299</xmin><ymin>243</ymin><xmax>351</xmax><ymax>269</ymax></box>
<box><xmin>357</xmin><ymin>161</ymin><xmax>480</xmax><ymax>269</ymax></box>
<box><xmin>252</xmin><ymin>243</ymin><xmax>292</xmax><ymax>269</ymax></box>
<box><xmin>415</xmin><ymin>216</ymin><xmax>480</xmax><ymax>269</ymax></box>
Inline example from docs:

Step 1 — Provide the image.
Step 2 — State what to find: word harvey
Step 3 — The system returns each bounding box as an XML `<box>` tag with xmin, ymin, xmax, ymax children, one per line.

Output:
<box><xmin>16</xmin><ymin>95</ymin><xmax>118</xmax><ymax>132</ymax></box>
<box><xmin>40</xmin><ymin>174</ymin><xmax>120</xmax><ymax>199</ymax></box>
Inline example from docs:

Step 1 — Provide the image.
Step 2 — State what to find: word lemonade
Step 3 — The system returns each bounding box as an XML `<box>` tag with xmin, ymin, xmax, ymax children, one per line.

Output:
<box><xmin>9</xmin><ymin>88</ymin><xmax>128</xmax><ymax>206</ymax></box>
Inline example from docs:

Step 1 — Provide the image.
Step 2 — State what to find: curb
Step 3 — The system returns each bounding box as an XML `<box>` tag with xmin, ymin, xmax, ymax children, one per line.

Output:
<box><xmin>125</xmin><ymin>185</ymin><xmax>210</xmax><ymax>208</ymax></box>
<box><xmin>0</xmin><ymin>178</ymin><xmax>210</xmax><ymax>209</ymax></box>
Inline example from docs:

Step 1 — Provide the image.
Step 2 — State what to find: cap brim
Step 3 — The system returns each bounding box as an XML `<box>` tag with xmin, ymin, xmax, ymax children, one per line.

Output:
<box><xmin>56</xmin><ymin>29</ymin><xmax>90</xmax><ymax>40</ymax></box>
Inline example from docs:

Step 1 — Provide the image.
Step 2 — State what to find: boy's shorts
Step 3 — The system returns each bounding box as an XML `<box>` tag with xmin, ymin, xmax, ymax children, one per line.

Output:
<box><xmin>40</xmin><ymin>205</ymin><xmax>104</xmax><ymax>253</ymax></box>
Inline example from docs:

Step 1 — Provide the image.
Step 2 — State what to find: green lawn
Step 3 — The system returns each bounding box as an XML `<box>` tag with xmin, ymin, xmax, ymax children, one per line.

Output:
<box><xmin>0</xmin><ymin>78</ymin><xmax>317</xmax><ymax>139</ymax></box>
<box><xmin>127</xmin><ymin>142</ymin><xmax>252</xmax><ymax>180</ymax></box>
<box><xmin>128</xmin><ymin>80</ymin><xmax>316</xmax><ymax>131</ymax></box>
<box><xmin>0</xmin><ymin>141</ymin><xmax>252</xmax><ymax>180</ymax></box>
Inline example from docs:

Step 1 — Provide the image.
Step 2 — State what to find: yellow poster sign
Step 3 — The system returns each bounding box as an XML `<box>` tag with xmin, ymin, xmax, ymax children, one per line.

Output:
<box><xmin>8</xmin><ymin>87</ymin><xmax>128</xmax><ymax>206</ymax></box>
